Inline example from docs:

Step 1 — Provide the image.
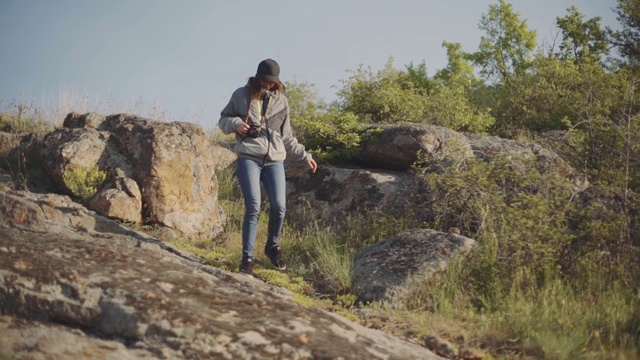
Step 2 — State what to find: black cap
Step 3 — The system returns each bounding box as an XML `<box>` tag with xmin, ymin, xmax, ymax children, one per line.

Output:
<box><xmin>256</xmin><ymin>59</ymin><xmax>280</xmax><ymax>83</ymax></box>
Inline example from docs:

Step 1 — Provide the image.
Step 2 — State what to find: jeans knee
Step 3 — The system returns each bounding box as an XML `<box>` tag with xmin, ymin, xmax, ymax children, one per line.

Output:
<box><xmin>271</xmin><ymin>203</ymin><xmax>285</xmax><ymax>217</ymax></box>
<box><xmin>244</xmin><ymin>203</ymin><xmax>261</xmax><ymax>221</ymax></box>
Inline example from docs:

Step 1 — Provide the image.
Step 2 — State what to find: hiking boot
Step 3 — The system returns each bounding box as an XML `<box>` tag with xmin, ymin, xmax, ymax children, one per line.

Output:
<box><xmin>265</xmin><ymin>246</ymin><xmax>286</xmax><ymax>270</ymax></box>
<box><xmin>239</xmin><ymin>257</ymin><xmax>255</xmax><ymax>275</ymax></box>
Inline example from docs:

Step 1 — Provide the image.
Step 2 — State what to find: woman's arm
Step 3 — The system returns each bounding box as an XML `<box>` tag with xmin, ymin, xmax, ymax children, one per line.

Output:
<box><xmin>218</xmin><ymin>87</ymin><xmax>248</xmax><ymax>134</ymax></box>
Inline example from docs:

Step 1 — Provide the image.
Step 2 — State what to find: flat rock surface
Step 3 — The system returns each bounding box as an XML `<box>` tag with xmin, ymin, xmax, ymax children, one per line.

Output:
<box><xmin>0</xmin><ymin>190</ymin><xmax>443</xmax><ymax>359</ymax></box>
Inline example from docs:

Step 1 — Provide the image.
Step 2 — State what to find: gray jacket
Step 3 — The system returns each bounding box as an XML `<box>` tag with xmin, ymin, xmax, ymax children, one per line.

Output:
<box><xmin>218</xmin><ymin>86</ymin><xmax>311</xmax><ymax>164</ymax></box>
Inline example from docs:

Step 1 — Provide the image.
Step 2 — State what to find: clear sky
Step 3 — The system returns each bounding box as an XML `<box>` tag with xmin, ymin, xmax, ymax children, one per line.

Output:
<box><xmin>0</xmin><ymin>0</ymin><xmax>619</xmax><ymax>129</ymax></box>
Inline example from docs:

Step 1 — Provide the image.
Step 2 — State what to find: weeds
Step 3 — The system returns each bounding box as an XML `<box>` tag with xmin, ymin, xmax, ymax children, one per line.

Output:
<box><xmin>0</xmin><ymin>100</ymin><xmax>54</xmax><ymax>134</ymax></box>
<box><xmin>402</xmin><ymin>153</ymin><xmax>640</xmax><ymax>358</ymax></box>
<box><xmin>62</xmin><ymin>164</ymin><xmax>107</xmax><ymax>204</ymax></box>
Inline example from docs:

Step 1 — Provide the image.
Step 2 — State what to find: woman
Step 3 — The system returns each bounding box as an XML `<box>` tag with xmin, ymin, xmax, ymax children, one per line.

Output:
<box><xmin>218</xmin><ymin>59</ymin><xmax>317</xmax><ymax>275</ymax></box>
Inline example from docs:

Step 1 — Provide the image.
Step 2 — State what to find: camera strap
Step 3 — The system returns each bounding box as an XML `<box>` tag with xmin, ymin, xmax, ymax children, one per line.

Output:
<box><xmin>260</xmin><ymin>93</ymin><xmax>271</xmax><ymax>123</ymax></box>
<box><xmin>240</xmin><ymin>91</ymin><xmax>272</xmax><ymax>142</ymax></box>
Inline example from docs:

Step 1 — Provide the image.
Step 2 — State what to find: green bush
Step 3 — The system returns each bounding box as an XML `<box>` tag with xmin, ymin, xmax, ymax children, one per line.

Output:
<box><xmin>406</xmin><ymin>153</ymin><xmax>640</xmax><ymax>358</ymax></box>
<box><xmin>295</xmin><ymin>109</ymin><xmax>365</xmax><ymax>163</ymax></box>
<box><xmin>62</xmin><ymin>164</ymin><xmax>107</xmax><ymax>203</ymax></box>
<box><xmin>423</xmin><ymin>84</ymin><xmax>495</xmax><ymax>133</ymax></box>
<box><xmin>415</xmin><ymin>154</ymin><xmax>573</xmax><ymax>304</ymax></box>
<box><xmin>336</xmin><ymin>58</ymin><xmax>428</xmax><ymax>124</ymax></box>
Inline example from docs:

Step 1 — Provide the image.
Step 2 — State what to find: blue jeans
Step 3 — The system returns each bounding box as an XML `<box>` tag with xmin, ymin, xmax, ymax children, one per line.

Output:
<box><xmin>236</xmin><ymin>157</ymin><xmax>286</xmax><ymax>259</ymax></box>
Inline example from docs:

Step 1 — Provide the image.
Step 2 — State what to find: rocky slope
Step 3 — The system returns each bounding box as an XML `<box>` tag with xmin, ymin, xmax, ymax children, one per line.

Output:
<box><xmin>0</xmin><ymin>189</ymin><xmax>443</xmax><ymax>359</ymax></box>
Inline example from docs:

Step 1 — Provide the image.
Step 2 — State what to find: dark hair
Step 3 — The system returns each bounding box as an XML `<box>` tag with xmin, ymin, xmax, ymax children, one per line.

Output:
<box><xmin>246</xmin><ymin>77</ymin><xmax>285</xmax><ymax>99</ymax></box>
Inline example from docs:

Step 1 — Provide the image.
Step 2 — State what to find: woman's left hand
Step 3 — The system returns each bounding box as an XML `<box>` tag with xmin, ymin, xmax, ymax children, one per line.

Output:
<box><xmin>308</xmin><ymin>159</ymin><xmax>318</xmax><ymax>173</ymax></box>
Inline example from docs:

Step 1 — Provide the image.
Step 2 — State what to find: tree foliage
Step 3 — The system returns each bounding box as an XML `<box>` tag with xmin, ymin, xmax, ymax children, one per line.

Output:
<box><xmin>294</xmin><ymin>108</ymin><xmax>365</xmax><ymax>163</ymax></box>
<box><xmin>556</xmin><ymin>6</ymin><xmax>609</xmax><ymax>64</ymax></box>
<box><xmin>612</xmin><ymin>0</ymin><xmax>640</xmax><ymax>69</ymax></box>
<box><xmin>433</xmin><ymin>41</ymin><xmax>480</xmax><ymax>88</ymax></box>
<box><xmin>470</xmin><ymin>0</ymin><xmax>537</xmax><ymax>83</ymax></box>
<box><xmin>336</xmin><ymin>57</ymin><xmax>428</xmax><ymax>124</ymax></box>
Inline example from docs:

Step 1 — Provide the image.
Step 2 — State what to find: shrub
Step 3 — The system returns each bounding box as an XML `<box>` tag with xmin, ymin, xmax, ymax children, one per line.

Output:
<box><xmin>407</xmin><ymin>152</ymin><xmax>640</xmax><ymax>358</ymax></box>
<box><xmin>62</xmin><ymin>164</ymin><xmax>107</xmax><ymax>203</ymax></box>
<box><xmin>295</xmin><ymin>108</ymin><xmax>366</xmax><ymax>163</ymax></box>
<box><xmin>415</xmin><ymin>154</ymin><xmax>574</xmax><ymax>306</ymax></box>
<box><xmin>336</xmin><ymin>58</ymin><xmax>428</xmax><ymax>124</ymax></box>
<box><xmin>0</xmin><ymin>101</ymin><xmax>54</xmax><ymax>134</ymax></box>
<box><xmin>423</xmin><ymin>85</ymin><xmax>495</xmax><ymax>133</ymax></box>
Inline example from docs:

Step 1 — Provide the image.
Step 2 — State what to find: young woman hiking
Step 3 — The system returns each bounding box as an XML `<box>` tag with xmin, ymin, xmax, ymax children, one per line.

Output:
<box><xmin>218</xmin><ymin>59</ymin><xmax>317</xmax><ymax>275</ymax></box>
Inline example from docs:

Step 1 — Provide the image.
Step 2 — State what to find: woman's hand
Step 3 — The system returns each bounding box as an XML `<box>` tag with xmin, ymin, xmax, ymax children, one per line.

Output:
<box><xmin>308</xmin><ymin>159</ymin><xmax>318</xmax><ymax>173</ymax></box>
<box><xmin>235</xmin><ymin>122</ymin><xmax>250</xmax><ymax>136</ymax></box>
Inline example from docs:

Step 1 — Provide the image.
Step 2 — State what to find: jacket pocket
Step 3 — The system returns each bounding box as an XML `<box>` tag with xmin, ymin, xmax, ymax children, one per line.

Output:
<box><xmin>234</xmin><ymin>136</ymin><xmax>269</xmax><ymax>157</ymax></box>
<box><xmin>268</xmin><ymin>129</ymin><xmax>286</xmax><ymax>161</ymax></box>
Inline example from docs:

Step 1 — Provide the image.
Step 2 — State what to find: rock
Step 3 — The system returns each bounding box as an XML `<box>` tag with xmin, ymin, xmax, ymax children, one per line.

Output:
<box><xmin>425</xmin><ymin>335</ymin><xmax>459</xmax><ymax>359</ymax></box>
<box><xmin>0</xmin><ymin>314</ymin><xmax>160</xmax><ymax>359</ymax></box>
<box><xmin>63</xmin><ymin>112</ymin><xmax>106</xmax><ymax>129</ymax></box>
<box><xmin>465</xmin><ymin>132</ymin><xmax>589</xmax><ymax>192</ymax></box>
<box><xmin>211</xmin><ymin>141</ymin><xmax>237</xmax><ymax>170</ymax></box>
<box><xmin>41</xmin><ymin>113</ymin><xmax>224</xmax><ymax>241</ymax></box>
<box><xmin>101</xmin><ymin>114</ymin><xmax>224</xmax><ymax>240</ymax></box>
<box><xmin>41</xmin><ymin>126</ymin><xmax>114</xmax><ymax>193</ymax></box>
<box><xmin>357</xmin><ymin>124</ymin><xmax>472</xmax><ymax>171</ymax></box>
<box><xmin>351</xmin><ymin>229</ymin><xmax>476</xmax><ymax>306</ymax></box>
<box><xmin>0</xmin><ymin>190</ymin><xmax>444</xmax><ymax>360</ymax></box>
<box><xmin>286</xmin><ymin>124</ymin><xmax>589</xmax><ymax>234</ymax></box>
<box><xmin>89</xmin><ymin>177</ymin><xmax>143</xmax><ymax>224</ymax></box>
<box><xmin>286</xmin><ymin>164</ymin><xmax>424</xmax><ymax>227</ymax></box>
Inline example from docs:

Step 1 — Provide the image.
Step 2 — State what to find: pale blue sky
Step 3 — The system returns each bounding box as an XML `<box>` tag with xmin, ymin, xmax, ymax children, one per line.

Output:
<box><xmin>0</xmin><ymin>0</ymin><xmax>619</xmax><ymax>129</ymax></box>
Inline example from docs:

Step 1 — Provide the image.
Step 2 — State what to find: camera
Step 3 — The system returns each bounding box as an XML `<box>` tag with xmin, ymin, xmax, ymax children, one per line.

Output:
<box><xmin>246</xmin><ymin>124</ymin><xmax>261</xmax><ymax>138</ymax></box>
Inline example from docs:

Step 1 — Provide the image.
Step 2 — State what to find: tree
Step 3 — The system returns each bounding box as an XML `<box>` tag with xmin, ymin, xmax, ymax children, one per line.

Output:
<box><xmin>555</xmin><ymin>7</ymin><xmax>609</xmax><ymax>64</ymax></box>
<box><xmin>426</xmin><ymin>41</ymin><xmax>494</xmax><ymax>133</ymax></box>
<box><xmin>471</xmin><ymin>0</ymin><xmax>537</xmax><ymax>83</ymax></box>
<box><xmin>433</xmin><ymin>41</ymin><xmax>479</xmax><ymax>88</ymax></box>
<box><xmin>405</xmin><ymin>61</ymin><xmax>434</xmax><ymax>93</ymax></box>
<box><xmin>612</xmin><ymin>0</ymin><xmax>640</xmax><ymax>69</ymax></box>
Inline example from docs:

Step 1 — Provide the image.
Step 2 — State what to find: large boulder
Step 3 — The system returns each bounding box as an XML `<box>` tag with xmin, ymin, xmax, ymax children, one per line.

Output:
<box><xmin>341</xmin><ymin>124</ymin><xmax>587</xmax><ymax>192</ymax></box>
<box><xmin>285</xmin><ymin>164</ymin><xmax>425</xmax><ymax>226</ymax></box>
<box><xmin>211</xmin><ymin>141</ymin><xmax>237</xmax><ymax>171</ymax></box>
<box><xmin>0</xmin><ymin>189</ymin><xmax>443</xmax><ymax>360</ymax></box>
<box><xmin>356</xmin><ymin>124</ymin><xmax>472</xmax><ymax>171</ymax></box>
<box><xmin>41</xmin><ymin>127</ymin><xmax>114</xmax><ymax>190</ymax></box>
<box><xmin>285</xmin><ymin>125</ymin><xmax>590</xmax><ymax>229</ymax></box>
<box><xmin>41</xmin><ymin>112</ymin><xmax>224</xmax><ymax>241</ymax></box>
<box><xmin>465</xmin><ymin>133</ymin><xmax>589</xmax><ymax>192</ymax></box>
<box><xmin>351</xmin><ymin>229</ymin><xmax>476</xmax><ymax>307</ymax></box>
<box><xmin>63</xmin><ymin>111</ymin><xmax>107</xmax><ymax>129</ymax></box>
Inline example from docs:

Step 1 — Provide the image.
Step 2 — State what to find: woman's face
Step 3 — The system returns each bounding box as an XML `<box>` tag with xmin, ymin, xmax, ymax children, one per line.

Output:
<box><xmin>260</xmin><ymin>80</ymin><xmax>278</xmax><ymax>90</ymax></box>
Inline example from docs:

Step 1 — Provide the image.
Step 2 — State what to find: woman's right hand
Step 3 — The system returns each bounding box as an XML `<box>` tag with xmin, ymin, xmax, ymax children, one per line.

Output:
<box><xmin>235</xmin><ymin>122</ymin><xmax>250</xmax><ymax>136</ymax></box>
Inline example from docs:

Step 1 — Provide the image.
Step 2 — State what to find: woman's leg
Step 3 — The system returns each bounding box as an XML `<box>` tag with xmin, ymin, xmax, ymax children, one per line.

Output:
<box><xmin>261</xmin><ymin>161</ymin><xmax>286</xmax><ymax>251</ymax></box>
<box><xmin>236</xmin><ymin>157</ymin><xmax>262</xmax><ymax>260</ymax></box>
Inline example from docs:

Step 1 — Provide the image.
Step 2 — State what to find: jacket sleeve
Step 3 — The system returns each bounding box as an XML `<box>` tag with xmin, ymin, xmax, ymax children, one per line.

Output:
<box><xmin>218</xmin><ymin>88</ymin><xmax>247</xmax><ymax>134</ymax></box>
<box><xmin>281</xmin><ymin>97</ymin><xmax>312</xmax><ymax>163</ymax></box>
